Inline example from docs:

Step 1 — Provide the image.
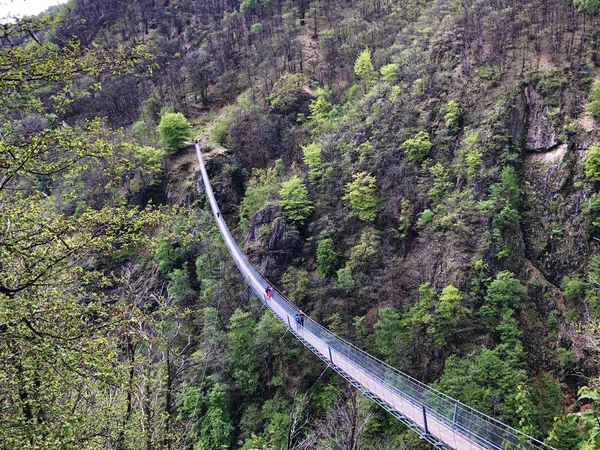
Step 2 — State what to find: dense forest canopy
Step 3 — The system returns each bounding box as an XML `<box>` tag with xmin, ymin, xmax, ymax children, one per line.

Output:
<box><xmin>4</xmin><ymin>0</ymin><xmax>600</xmax><ymax>448</ymax></box>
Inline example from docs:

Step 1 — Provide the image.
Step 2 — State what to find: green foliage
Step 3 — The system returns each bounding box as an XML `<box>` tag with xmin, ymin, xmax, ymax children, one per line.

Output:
<box><xmin>458</xmin><ymin>130</ymin><xmax>483</xmax><ymax>180</ymax></box>
<box><xmin>281</xmin><ymin>267</ymin><xmax>310</xmax><ymax>303</ymax></box>
<box><xmin>374</xmin><ymin>307</ymin><xmax>403</xmax><ymax>361</ymax></box>
<box><xmin>434</xmin><ymin>285</ymin><xmax>466</xmax><ymax>346</ymax></box>
<box><xmin>268</xmin><ymin>73</ymin><xmax>305</xmax><ymax>114</ymax></box>
<box><xmin>587</xmin><ymin>80</ymin><xmax>600</xmax><ymax>118</ymax></box>
<box><xmin>316</xmin><ymin>238</ymin><xmax>340</xmax><ymax>277</ymax></box>
<box><xmin>309</xmin><ymin>87</ymin><xmax>333</xmax><ymax>121</ymax></box>
<box><xmin>195</xmin><ymin>384</ymin><xmax>235</xmax><ymax>450</ymax></box>
<box><xmin>211</xmin><ymin>116</ymin><xmax>231</xmax><ymax>146</ymax></box>
<box><xmin>428</xmin><ymin>162</ymin><xmax>452</xmax><ymax>202</ymax></box>
<box><xmin>570</xmin><ymin>387</ymin><xmax>600</xmax><ymax>449</ymax></box>
<box><xmin>227</xmin><ymin>309</ymin><xmax>260</xmax><ymax>397</ymax></box>
<box><xmin>418</xmin><ymin>208</ymin><xmax>434</xmax><ymax>225</ymax></box>
<box><xmin>302</xmin><ymin>142</ymin><xmax>324</xmax><ymax>181</ymax></box>
<box><xmin>134</xmin><ymin>145</ymin><xmax>165</xmax><ymax>176</ymax></box>
<box><xmin>241</xmin><ymin>0</ymin><xmax>258</xmax><ymax>12</ymax></box>
<box><xmin>397</xmin><ymin>199</ymin><xmax>411</xmax><ymax>238</ymax></box>
<box><xmin>336</xmin><ymin>266</ymin><xmax>356</xmax><ymax>293</ymax></box>
<box><xmin>444</xmin><ymin>100</ymin><xmax>460</xmax><ymax>130</ymax></box>
<box><xmin>562</xmin><ymin>275</ymin><xmax>586</xmax><ymax>300</ymax></box>
<box><xmin>480</xmin><ymin>271</ymin><xmax>525</xmax><ymax>329</ymax></box>
<box><xmin>167</xmin><ymin>263</ymin><xmax>195</xmax><ymax>303</ymax></box>
<box><xmin>380</xmin><ymin>63</ymin><xmax>398</xmax><ymax>83</ymax></box>
<box><xmin>402</xmin><ymin>130</ymin><xmax>432</xmax><ymax>164</ymax></box>
<box><xmin>589</xmin><ymin>255</ymin><xmax>600</xmax><ymax>284</ymax></box>
<box><xmin>279</xmin><ymin>176</ymin><xmax>313</xmax><ymax>224</ymax></box>
<box><xmin>131</xmin><ymin>120</ymin><xmax>151</xmax><ymax>142</ymax></box>
<box><xmin>343</xmin><ymin>172</ymin><xmax>378</xmax><ymax>221</ymax></box>
<box><xmin>239</xmin><ymin>165</ymin><xmax>281</xmax><ymax>221</ymax></box>
<box><xmin>157</xmin><ymin>112</ymin><xmax>192</xmax><ymax>154</ymax></box>
<box><xmin>347</xmin><ymin>228</ymin><xmax>379</xmax><ymax>273</ymax></box>
<box><xmin>250</xmin><ymin>22</ymin><xmax>263</xmax><ymax>33</ymax></box>
<box><xmin>585</xmin><ymin>143</ymin><xmax>600</xmax><ymax>182</ymax></box>
<box><xmin>354</xmin><ymin>48</ymin><xmax>377</xmax><ymax>88</ymax></box>
<box><xmin>584</xmin><ymin>193</ymin><xmax>600</xmax><ymax>234</ymax></box>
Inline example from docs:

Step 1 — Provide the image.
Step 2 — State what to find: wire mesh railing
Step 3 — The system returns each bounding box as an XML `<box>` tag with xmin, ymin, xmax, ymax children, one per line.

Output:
<box><xmin>194</xmin><ymin>143</ymin><xmax>556</xmax><ymax>450</ymax></box>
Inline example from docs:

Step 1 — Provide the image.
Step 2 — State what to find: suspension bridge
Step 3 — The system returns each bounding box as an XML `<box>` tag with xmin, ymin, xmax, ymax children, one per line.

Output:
<box><xmin>194</xmin><ymin>142</ymin><xmax>555</xmax><ymax>450</ymax></box>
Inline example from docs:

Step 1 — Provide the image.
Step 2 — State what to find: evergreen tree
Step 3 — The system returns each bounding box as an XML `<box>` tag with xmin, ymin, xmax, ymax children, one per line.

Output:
<box><xmin>354</xmin><ymin>48</ymin><xmax>377</xmax><ymax>88</ymax></box>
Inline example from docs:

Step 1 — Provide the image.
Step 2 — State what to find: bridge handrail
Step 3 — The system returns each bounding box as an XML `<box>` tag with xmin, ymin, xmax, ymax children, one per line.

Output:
<box><xmin>195</xmin><ymin>143</ymin><xmax>556</xmax><ymax>450</ymax></box>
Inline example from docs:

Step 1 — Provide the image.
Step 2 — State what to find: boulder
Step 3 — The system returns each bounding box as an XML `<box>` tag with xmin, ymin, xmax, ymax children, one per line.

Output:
<box><xmin>244</xmin><ymin>204</ymin><xmax>300</xmax><ymax>278</ymax></box>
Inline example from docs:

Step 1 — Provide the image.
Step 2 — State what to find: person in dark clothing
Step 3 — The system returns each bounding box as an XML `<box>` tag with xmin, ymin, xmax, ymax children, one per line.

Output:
<box><xmin>299</xmin><ymin>313</ymin><xmax>305</xmax><ymax>327</ymax></box>
<box><xmin>216</xmin><ymin>212</ymin><xmax>220</xmax><ymax>218</ymax></box>
<box><xmin>265</xmin><ymin>287</ymin><xmax>272</xmax><ymax>300</ymax></box>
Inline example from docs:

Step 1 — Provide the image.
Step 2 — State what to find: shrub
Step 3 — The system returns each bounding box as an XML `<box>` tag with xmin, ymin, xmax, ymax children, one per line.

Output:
<box><xmin>444</xmin><ymin>100</ymin><xmax>460</xmax><ymax>130</ymax></box>
<box><xmin>402</xmin><ymin>130</ymin><xmax>432</xmax><ymax>164</ymax></box>
<box><xmin>562</xmin><ymin>275</ymin><xmax>586</xmax><ymax>300</ymax></box>
<box><xmin>343</xmin><ymin>172</ymin><xmax>378</xmax><ymax>222</ymax></box>
<box><xmin>250</xmin><ymin>23</ymin><xmax>263</xmax><ymax>33</ymax></box>
<box><xmin>157</xmin><ymin>112</ymin><xmax>192</xmax><ymax>154</ymax></box>
<box><xmin>279</xmin><ymin>176</ymin><xmax>313</xmax><ymax>224</ymax></box>
<box><xmin>462</xmin><ymin>131</ymin><xmax>483</xmax><ymax>179</ymax></box>
<box><xmin>585</xmin><ymin>143</ymin><xmax>600</xmax><ymax>181</ymax></box>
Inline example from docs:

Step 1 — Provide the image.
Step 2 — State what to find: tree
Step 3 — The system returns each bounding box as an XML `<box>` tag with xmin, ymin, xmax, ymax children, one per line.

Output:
<box><xmin>480</xmin><ymin>271</ymin><xmax>525</xmax><ymax>329</ymax></box>
<box><xmin>302</xmin><ymin>142</ymin><xmax>324</xmax><ymax>181</ymax></box>
<box><xmin>354</xmin><ymin>48</ymin><xmax>377</xmax><ymax>88</ymax></box>
<box><xmin>196</xmin><ymin>384</ymin><xmax>235</xmax><ymax>450</ymax></box>
<box><xmin>316</xmin><ymin>238</ymin><xmax>340</xmax><ymax>277</ymax></box>
<box><xmin>374</xmin><ymin>307</ymin><xmax>404</xmax><ymax>362</ymax></box>
<box><xmin>158</xmin><ymin>112</ymin><xmax>192</xmax><ymax>154</ymax></box>
<box><xmin>0</xmin><ymin>17</ymin><xmax>177</xmax><ymax>449</ymax></box>
<box><xmin>380</xmin><ymin>63</ymin><xmax>398</xmax><ymax>83</ymax></box>
<box><xmin>343</xmin><ymin>172</ymin><xmax>378</xmax><ymax>221</ymax></box>
<box><xmin>280</xmin><ymin>176</ymin><xmax>313</xmax><ymax>224</ymax></box>
<box><xmin>309</xmin><ymin>87</ymin><xmax>333</xmax><ymax>121</ymax></box>
<box><xmin>574</xmin><ymin>0</ymin><xmax>600</xmax><ymax>14</ymax></box>
<box><xmin>268</xmin><ymin>73</ymin><xmax>305</xmax><ymax>114</ymax></box>
<box><xmin>402</xmin><ymin>131</ymin><xmax>432</xmax><ymax>164</ymax></box>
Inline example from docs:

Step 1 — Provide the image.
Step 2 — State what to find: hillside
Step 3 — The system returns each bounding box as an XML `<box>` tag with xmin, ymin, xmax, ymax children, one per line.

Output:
<box><xmin>3</xmin><ymin>0</ymin><xmax>600</xmax><ymax>448</ymax></box>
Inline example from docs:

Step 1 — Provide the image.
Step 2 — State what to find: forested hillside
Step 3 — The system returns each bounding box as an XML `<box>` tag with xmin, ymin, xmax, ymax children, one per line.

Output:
<box><xmin>4</xmin><ymin>0</ymin><xmax>600</xmax><ymax>448</ymax></box>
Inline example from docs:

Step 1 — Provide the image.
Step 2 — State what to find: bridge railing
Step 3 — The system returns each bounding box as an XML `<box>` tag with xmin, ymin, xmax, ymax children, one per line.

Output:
<box><xmin>195</xmin><ymin>143</ymin><xmax>556</xmax><ymax>450</ymax></box>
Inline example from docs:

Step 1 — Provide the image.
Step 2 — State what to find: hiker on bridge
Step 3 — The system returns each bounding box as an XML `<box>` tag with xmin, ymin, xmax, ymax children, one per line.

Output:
<box><xmin>265</xmin><ymin>286</ymin><xmax>272</xmax><ymax>300</ymax></box>
<box><xmin>299</xmin><ymin>313</ymin><xmax>305</xmax><ymax>327</ymax></box>
<box><xmin>294</xmin><ymin>313</ymin><xmax>301</xmax><ymax>330</ymax></box>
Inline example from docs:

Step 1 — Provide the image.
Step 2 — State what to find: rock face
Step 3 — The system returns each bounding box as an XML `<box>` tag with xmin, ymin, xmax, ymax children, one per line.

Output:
<box><xmin>244</xmin><ymin>204</ymin><xmax>300</xmax><ymax>279</ymax></box>
<box><xmin>525</xmin><ymin>86</ymin><xmax>558</xmax><ymax>152</ymax></box>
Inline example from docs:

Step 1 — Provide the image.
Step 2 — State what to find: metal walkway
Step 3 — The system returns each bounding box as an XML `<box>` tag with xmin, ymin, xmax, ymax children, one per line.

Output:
<box><xmin>194</xmin><ymin>143</ymin><xmax>555</xmax><ymax>450</ymax></box>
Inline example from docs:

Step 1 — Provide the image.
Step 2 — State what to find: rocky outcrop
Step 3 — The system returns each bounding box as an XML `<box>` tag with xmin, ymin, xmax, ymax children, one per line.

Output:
<box><xmin>525</xmin><ymin>86</ymin><xmax>558</xmax><ymax>152</ymax></box>
<box><xmin>244</xmin><ymin>204</ymin><xmax>300</xmax><ymax>279</ymax></box>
